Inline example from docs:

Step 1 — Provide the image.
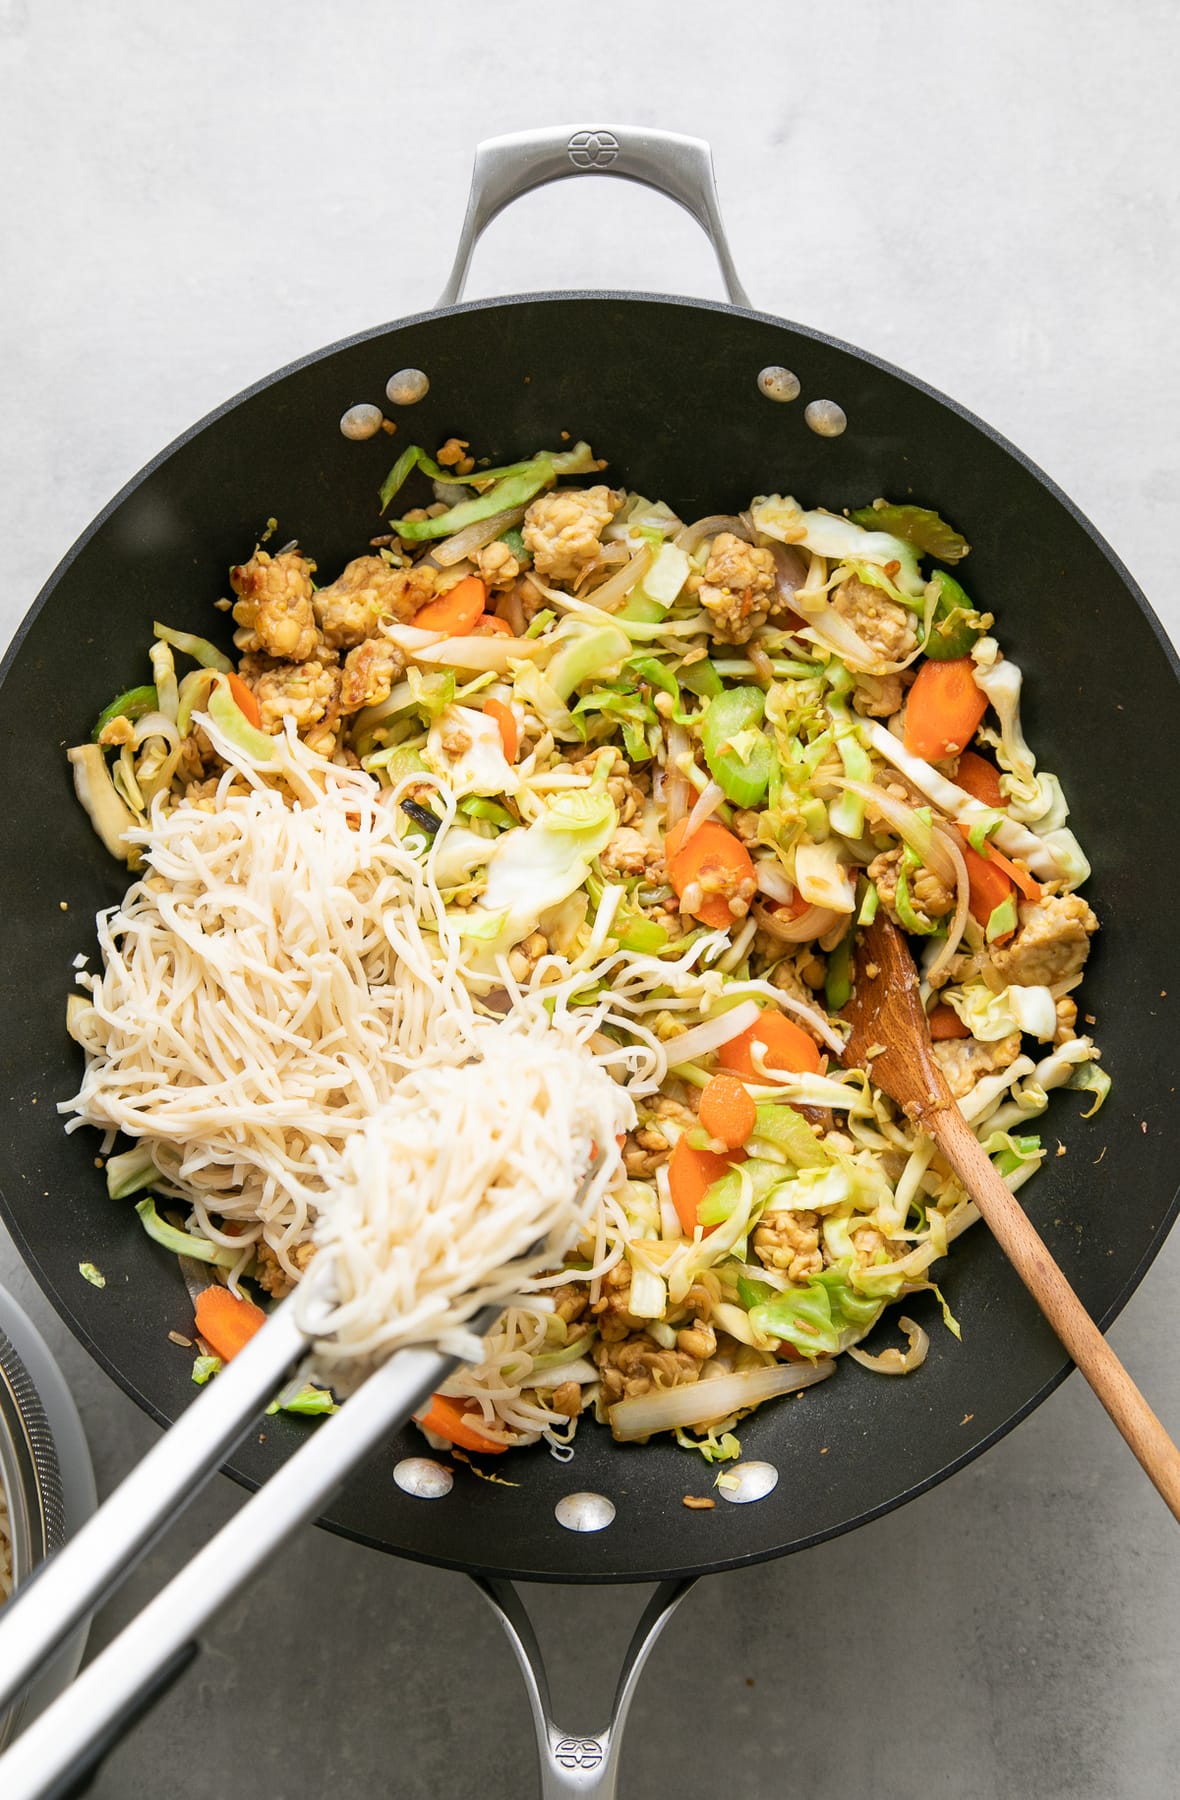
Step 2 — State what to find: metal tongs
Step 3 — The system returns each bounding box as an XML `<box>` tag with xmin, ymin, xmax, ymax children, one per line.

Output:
<box><xmin>0</xmin><ymin>1270</ymin><xmax>497</xmax><ymax>1799</ymax></box>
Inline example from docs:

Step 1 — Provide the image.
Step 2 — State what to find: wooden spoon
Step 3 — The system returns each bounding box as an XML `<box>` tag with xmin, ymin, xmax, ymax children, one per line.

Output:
<box><xmin>841</xmin><ymin>914</ymin><xmax>1180</xmax><ymax>1522</ymax></box>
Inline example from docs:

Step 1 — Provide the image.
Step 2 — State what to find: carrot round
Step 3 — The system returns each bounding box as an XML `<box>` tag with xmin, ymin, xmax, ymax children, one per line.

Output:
<box><xmin>927</xmin><ymin>1003</ymin><xmax>971</xmax><ymax>1041</ymax></box>
<box><xmin>668</xmin><ymin>1135</ymin><xmax>743</xmax><ymax>1236</ymax></box>
<box><xmin>416</xmin><ymin>1392</ymin><xmax>507</xmax><ymax>1454</ymax></box>
<box><xmin>718</xmin><ymin>1010</ymin><xmax>823</xmax><ymax>1080</ymax></box>
<box><xmin>473</xmin><ymin>613</ymin><xmax>514</xmax><ymax>637</ymax></box>
<box><xmin>226</xmin><ymin>672</ymin><xmax>262</xmax><ymax>731</ymax></box>
<box><xmin>484</xmin><ymin>696</ymin><xmax>519</xmax><ymax>762</ymax></box>
<box><xmin>194</xmin><ymin>1284</ymin><xmax>267</xmax><ymax>1361</ymax></box>
<box><xmin>665</xmin><ymin>818</ymin><xmax>756</xmax><ymax>930</ymax></box>
<box><xmin>412</xmin><ymin>574</ymin><xmax>487</xmax><ymax>635</ymax></box>
<box><xmin>954</xmin><ymin>749</ymin><xmax>1005</xmax><ymax>808</ymax></box>
<box><xmin>698</xmin><ymin>1073</ymin><xmax>757</xmax><ymax>1149</ymax></box>
<box><xmin>904</xmin><ymin>657</ymin><xmax>989</xmax><ymax>760</ymax></box>
<box><xmin>957</xmin><ymin>825</ymin><xmax>1042</xmax><ymax>902</ymax></box>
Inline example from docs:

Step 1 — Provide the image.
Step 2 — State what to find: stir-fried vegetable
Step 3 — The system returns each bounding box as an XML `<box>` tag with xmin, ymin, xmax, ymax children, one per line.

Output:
<box><xmin>67</xmin><ymin>436</ymin><xmax>1104</xmax><ymax>1464</ymax></box>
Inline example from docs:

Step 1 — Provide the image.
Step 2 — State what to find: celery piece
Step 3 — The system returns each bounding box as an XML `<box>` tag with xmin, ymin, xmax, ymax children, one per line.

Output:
<box><xmin>92</xmin><ymin>685</ymin><xmax>159</xmax><ymax>743</ymax></box>
<box><xmin>923</xmin><ymin>571</ymin><xmax>992</xmax><ymax>660</ymax></box>
<box><xmin>847</xmin><ymin>502</ymin><xmax>970</xmax><ymax>563</ymax></box>
<box><xmin>679</xmin><ymin>659</ymin><xmax>724</xmax><ymax>700</ymax></box>
<box><xmin>824</xmin><ymin>930</ymin><xmax>853</xmax><ymax>1012</ymax></box>
<box><xmin>459</xmin><ymin>796</ymin><xmax>517</xmax><ymax>829</ymax></box>
<box><xmin>700</xmin><ymin>686</ymin><xmax>774</xmax><ymax>808</ymax></box>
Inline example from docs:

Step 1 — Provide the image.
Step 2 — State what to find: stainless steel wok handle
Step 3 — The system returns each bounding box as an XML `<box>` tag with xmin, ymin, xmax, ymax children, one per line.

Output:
<box><xmin>474</xmin><ymin>1574</ymin><xmax>695</xmax><ymax>1799</ymax></box>
<box><xmin>437</xmin><ymin>125</ymin><xmax>751</xmax><ymax>309</ymax></box>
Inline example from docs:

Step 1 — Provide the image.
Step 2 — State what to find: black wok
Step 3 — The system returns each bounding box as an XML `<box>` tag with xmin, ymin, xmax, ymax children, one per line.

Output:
<box><xmin>0</xmin><ymin>126</ymin><xmax>1177</xmax><ymax>1612</ymax></box>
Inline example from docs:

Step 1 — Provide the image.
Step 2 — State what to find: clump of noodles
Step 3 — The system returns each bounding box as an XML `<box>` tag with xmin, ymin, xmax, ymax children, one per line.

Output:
<box><xmin>301</xmin><ymin>1028</ymin><xmax>633</xmax><ymax>1394</ymax></box>
<box><xmin>60</xmin><ymin>724</ymin><xmax>493</xmax><ymax>1285</ymax></box>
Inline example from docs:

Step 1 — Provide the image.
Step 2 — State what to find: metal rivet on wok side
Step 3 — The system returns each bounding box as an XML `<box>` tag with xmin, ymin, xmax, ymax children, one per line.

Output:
<box><xmin>394</xmin><ymin>1457</ymin><xmax>453</xmax><ymax>1498</ymax></box>
<box><xmin>804</xmin><ymin>399</ymin><xmax>847</xmax><ymax>437</ymax></box>
<box><xmin>717</xmin><ymin>1461</ymin><xmax>780</xmax><ymax>1504</ymax></box>
<box><xmin>386</xmin><ymin>369</ymin><xmax>430</xmax><ymax>405</ymax></box>
<box><xmin>555</xmin><ymin>1491</ymin><xmax>616</xmax><ymax>1533</ymax></box>
<box><xmin>339</xmin><ymin>403</ymin><xmax>385</xmax><ymax>441</ymax></box>
<box><xmin>757</xmin><ymin>365</ymin><xmax>801</xmax><ymax>402</ymax></box>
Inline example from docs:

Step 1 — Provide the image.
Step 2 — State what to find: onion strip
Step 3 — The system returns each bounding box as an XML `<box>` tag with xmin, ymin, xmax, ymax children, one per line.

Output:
<box><xmin>680</xmin><ymin>779</ymin><xmax>726</xmax><ymax>846</ymax></box>
<box><xmin>925</xmin><ymin>822</ymin><xmax>971</xmax><ymax>982</ymax></box>
<box><xmin>608</xmin><ymin>1356</ymin><xmax>835</xmax><ymax>1439</ymax></box>
<box><xmin>846</xmin><ymin>1316</ymin><xmax>929</xmax><ymax>1375</ymax></box>
<box><xmin>662</xmin><ymin>999</ymin><xmax>761</xmax><ymax>1067</ymax></box>
<box><xmin>430</xmin><ymin>506</ymin><xmax>527</xmax><ymax>568</ymax></box>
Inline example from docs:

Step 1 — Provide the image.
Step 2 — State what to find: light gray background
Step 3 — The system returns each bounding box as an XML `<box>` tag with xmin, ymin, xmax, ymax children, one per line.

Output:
<box><xmin>2</xmin><ymin>3</ymin><xmax>1178</xmax><ymax>1796</ymax></box>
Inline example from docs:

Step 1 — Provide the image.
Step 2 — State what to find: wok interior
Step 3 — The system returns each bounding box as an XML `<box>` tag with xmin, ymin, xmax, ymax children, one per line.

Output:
<box><xmin>1</xmin><ymin>295</ymin><xmax>1177</xmax><ymax>1581</ymax></box>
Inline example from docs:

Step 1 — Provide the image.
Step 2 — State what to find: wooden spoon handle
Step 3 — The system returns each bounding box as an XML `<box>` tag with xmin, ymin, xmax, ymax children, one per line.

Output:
<box><xmin>933</xmin><ymin>1105</ymin><xmax>1180</xmax><ymax>1523</ymax></box>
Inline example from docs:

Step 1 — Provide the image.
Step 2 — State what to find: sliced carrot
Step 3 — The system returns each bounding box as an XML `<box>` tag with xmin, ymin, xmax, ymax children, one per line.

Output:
<box><xmin>226</xmin><ymin>672</ymin><xmax>262</xmax><ymax>731</ymax></box>
<box><xmin>718</xmin><ymin>1010</ymin><xmax>823</xmax><ymax>1080</ymax></box>
<box><xmin>904</xmin><ymin>657</ymin><xmax>989</xmax><ymax>761</ymax></box>
<box><xmin>956</xmin><ymin>825</ymin><xmax>1042</xmax><ymax>903</ymax></box>
<box><xmin>665</xmin><ymin>817</ymin><xmax>756</xmax><ymax>930</ymax></box>
<box><xmin>473</xmin><ymin>613</ymin><xmax>514</xmax><ymax>637</ymax></box>
<box><xmin>484</xmin><ymin>696</ymin><xmax>519</xmax><ymax>762</ymax></box>
<box><xmin>668</xmin><ymin>1135</ymin><xmax>744</xmax><ymax>1236</ymax></box>
<box><xmin>698</xmin><ymin>1073</ymin><xmax>757</xmax><ymax>1150</ymax></box>
<box><xmin>194</xmin><ymin>1284</ymin><xmax>267</xmax><ymax>1362</ymax></box>
<box><xmin>416</xmin><ymin>1392</ymin><xmax>508</xmax><ymax>1455</ymax></box>
<box><xmin>412</xmin><ymin>574</ymin><xmax>487</xmax><ymax>636</ymax></box>
<box><xmin>959</xmin><ymin>838</ymin><xmax>1016</xmax><ymax>931</ymax></box>
<box><xmin>927</xmin><ymin>1003</ymin><xmax>971</xmax><ymax>1041</ymax></box>
<box><xmin>954</xmin><ymin>749</ymin><xmax>1005</xmax><ymax>808</ymax></box>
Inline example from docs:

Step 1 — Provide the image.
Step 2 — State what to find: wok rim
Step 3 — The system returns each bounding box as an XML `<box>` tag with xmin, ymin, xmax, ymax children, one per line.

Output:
<box><xmin>3</xmin><ymin>288</ymin><xmax>1178</xmax><ymax>1583</ymax></box>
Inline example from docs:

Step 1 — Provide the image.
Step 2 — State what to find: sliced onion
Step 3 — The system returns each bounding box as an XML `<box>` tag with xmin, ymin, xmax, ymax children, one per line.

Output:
<box><xmin>828</xmin><ymin>776</ymin><xmax>958</xmax><ymax>887</ymax></box>
<box><xmin>609</xmin><ymin>1355</ymin><xmax>836</xmax><ymax>1440</ymax></box>
<box><xmin>753</xmin><ymin>899</ymin><xmax>843</xmax><ymax>944</ymax></box>
<box><xmin>799</xmin><ymin>606</ymin><xmax>884</xmax><ymax>669</ymax></box>
<box><xmin>861</xmin><ymin>719</ymin><xmax>1064</xmax><ymax>881</ymax></box>
<box><xmin>673</xmin><ymin>514</ymin><xmax>753</xmax><ymax>559</ymax></box>
<box><xmin>496</xmin><ymin>586</ymin><xmax>527</xmax><ymax>636</ymax></box>
<box><xmin>431</xmin><ymin>505</ymin><xmax>527</xmax><ymax>568</ymax></box>
<box><xmin>753</xmin><ymin>860</ymin><xmax>795</xmax><ymax>905</ymax></box>
<box><xmin>846</xmin><ymin>1316</ymin><xmax>928</xmax><ymax>1375</ymax></box>
<box><xmin>767</xmin><ymin>540</ymin><xmax>809</xmax><ymax>610</ymax></box>
<box><xmin>663</xmin><ymin>999</ymin><xmax>761</xmax><ymax>1068</ymax></box>
<box><xmin>574</xmin><ymin>545</ymin><xmax>651</xmax><ymax>612</ymax></box>
<box><xmin>128</xmin><ymin>711</ymin><xmax>181</xmax><ymax>750</ymax></box>
<box><xmin>924</xmin><ymin>821</ymin><xmax>971</xmax><ymax>983</ymax></box>
<box><xmin>680</xmin><ymin>779</ymin><xmax>726</xmax><ymax>846</ymax></box>
<box><xmin>787</xmin><ymin>550</ymin><xmax>831</xmax><ymax>618</ymax></box>
<box><xmin>383</xmin><ymin>622</ymin><xmax>448</xmax><ymax>653</ymax></box>
<box><xmin>665</xmin><ymin>722</ymin><xmax>692</xmax><ymax>828</ymax></box>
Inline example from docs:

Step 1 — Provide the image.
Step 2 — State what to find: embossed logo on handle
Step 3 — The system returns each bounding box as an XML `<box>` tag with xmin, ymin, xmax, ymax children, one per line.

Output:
<box><xmin>566</xmin><ymin>130</ymin><xmax>619</xmax><ymax>169</ymax></box>
<box><xmin>554</xmin><ymin>1737</ymin><xmax>604</xmax><ymax>1770</ymax></box>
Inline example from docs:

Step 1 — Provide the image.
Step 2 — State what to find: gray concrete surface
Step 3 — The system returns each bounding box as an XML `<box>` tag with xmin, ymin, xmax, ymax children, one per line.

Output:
<box><xmin>2</xmin><ymin>3</ymin><xmax>1179</xmax><ymax>1795</ymax></box>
